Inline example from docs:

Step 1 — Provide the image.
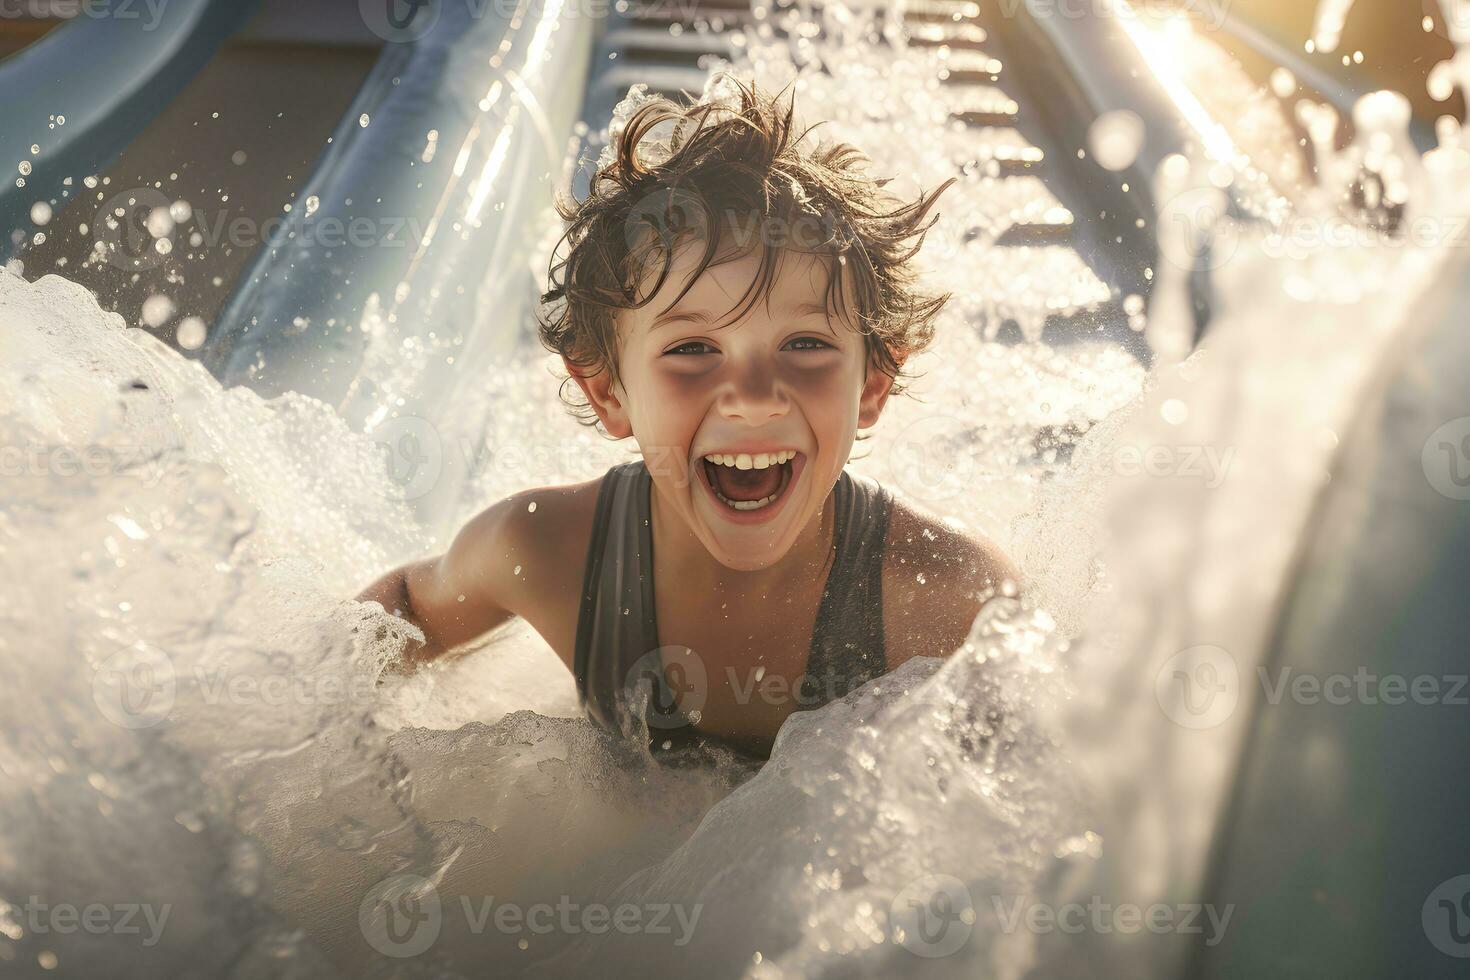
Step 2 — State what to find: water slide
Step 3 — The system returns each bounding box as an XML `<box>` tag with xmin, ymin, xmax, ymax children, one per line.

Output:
<box><xmin>4</xmin><ymin>0</ymin><xmax>1468</xmax><ymax>976</ymax></box>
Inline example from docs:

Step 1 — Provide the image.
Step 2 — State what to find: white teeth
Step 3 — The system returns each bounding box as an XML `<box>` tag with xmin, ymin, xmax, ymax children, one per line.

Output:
<box><xmin>702</xmin><ymin>449</ymin><xmax>795</xmax><ymax>470</ymax></box>
<box><xmin>707</xmin><ymin>453</ymin><xmax>795</xmax><ymax>512</ymax></box>
<box><xmin>714</xmin><ymin>488</ymin><xmax>780</xmax><ymax>510</ymax></box>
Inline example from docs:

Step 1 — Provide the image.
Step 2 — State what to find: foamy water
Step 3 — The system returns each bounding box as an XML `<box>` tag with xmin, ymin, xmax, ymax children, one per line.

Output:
<box><xmin>4</xmin><ymin>1</ymin><xmax>1469</xmax><ymax>977</ymax></box>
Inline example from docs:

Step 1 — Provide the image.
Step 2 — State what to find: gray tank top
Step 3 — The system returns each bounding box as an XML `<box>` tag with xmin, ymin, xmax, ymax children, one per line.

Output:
<box><xmin>573</xmin><ymin>459</ymin><xmax>894</xmax><ymax>755</ymax></box>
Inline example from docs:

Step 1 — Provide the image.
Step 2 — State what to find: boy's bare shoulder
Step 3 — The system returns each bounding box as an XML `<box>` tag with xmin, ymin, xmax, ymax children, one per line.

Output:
<box><xmin>881</xmin><ymin>493</ymin><xmax>1020</xmax><ymax>670</ymax></box>
<box><xmin>492</xmin><ymin>474</ymin><xmax>604</xmax><ymax>591</ymax></box>
<box><xmin>457</xmin><ymin>473</ymin><xmax>604</xmax><ymax>669</ymax></box>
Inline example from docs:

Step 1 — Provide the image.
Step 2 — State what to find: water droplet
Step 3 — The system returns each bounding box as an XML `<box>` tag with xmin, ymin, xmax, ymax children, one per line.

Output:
<box><xmin>147</xmin><ymin>207</ymin><xmax>174</xmax><ymax>239</ymax></box>
<box><xmin>176</xmin><ymin>316</ymin><xmax>207</xmax><ymax>350</ymax></box>
<box><xmin>1311</xmin><ymin>0</ymin><xmax>1353</xmax><ymax>54</ymax></box>
<box><xmin>141</xmin><ymin>294</ymin><xmax>176</xmax><ymax>328</ymax></box>
<box><xmin>1427</xmin><ymin>62</ymin><xmax>1456</xmax><ymax>102</ymax></box>
<box><xmin>1088</xmin><ymin>111</ymin><xmax>1145</xmax><ymax>172</ymax></box>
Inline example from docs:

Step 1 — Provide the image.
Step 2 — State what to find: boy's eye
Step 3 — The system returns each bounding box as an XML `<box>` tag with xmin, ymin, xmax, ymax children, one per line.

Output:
<box><xmin>663</xmin><ymin>337</ymin><xmax>834</xmax><ymax>356</ymax></box>
<box><xmin>665</xmin><ymin>341</ymin><xmax>716</xmax><ymax>356</ymax></box>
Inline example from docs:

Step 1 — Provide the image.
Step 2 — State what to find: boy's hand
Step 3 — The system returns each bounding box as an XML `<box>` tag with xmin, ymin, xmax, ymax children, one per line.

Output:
<box><xmin>334</xmin><ymin>598</ymin><xmax>429</xmax><ymax>669</ymax></box>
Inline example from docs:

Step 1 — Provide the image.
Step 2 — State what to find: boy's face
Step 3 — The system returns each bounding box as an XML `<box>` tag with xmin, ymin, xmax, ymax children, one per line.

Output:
<box><xmin>570</xmin><ymin>237</ymin><xmax>895</xmax><ymax>573</ymax></box>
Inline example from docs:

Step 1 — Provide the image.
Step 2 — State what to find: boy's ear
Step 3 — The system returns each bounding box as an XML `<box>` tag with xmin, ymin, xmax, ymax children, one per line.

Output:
<box><xmin>563</xmin><ymin>355</ymin><xmax>634</xmax><ymax>438</ymax></box>
<box><xmin>857</xmin><ymin>359</ymin><xmax>897</xmax><ymax>428</ymax></box>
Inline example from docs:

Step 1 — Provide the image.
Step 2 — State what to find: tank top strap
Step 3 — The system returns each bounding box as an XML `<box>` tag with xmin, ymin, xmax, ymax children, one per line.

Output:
<box><xmin>802</xmin><ymin>468</ymin><xmax>893</xmax><ymax>705</ymax></box>
<box><xmin>573</xmin><ymin>459</ymin><xmax>657</xmax><ymax>738</ymax></box>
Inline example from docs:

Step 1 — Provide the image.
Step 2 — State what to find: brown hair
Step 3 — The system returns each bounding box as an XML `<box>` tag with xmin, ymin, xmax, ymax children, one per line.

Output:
<box><xmin>536</xmin><ymin>73</ymin><xmax>956</xmax><ymax>432</ymax></box>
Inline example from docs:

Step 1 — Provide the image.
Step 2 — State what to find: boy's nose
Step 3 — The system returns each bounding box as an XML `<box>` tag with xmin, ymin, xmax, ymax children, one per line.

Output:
<box><xmin>717</xmin><ymin>364</ymin><xmax>789</xmax><ymax>424</ymax></box>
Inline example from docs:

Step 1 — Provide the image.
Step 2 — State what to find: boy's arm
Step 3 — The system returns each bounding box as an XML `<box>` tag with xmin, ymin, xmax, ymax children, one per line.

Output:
<box><xmin>356</xmin><ymin>491</ymin><xmax>542</xmax><ymax>667</ymax></box>
<box><xmin>883</xmin><ymin>502</ymin><xmax>1022</xmax><ymax>671</ymax></box>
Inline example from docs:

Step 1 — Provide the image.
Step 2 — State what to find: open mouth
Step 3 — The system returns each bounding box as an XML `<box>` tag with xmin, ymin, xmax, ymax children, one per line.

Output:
<box><xmin>698</xmin><ymin>452</ymin><xmax>802</xmax><ymax>519</ymax></box>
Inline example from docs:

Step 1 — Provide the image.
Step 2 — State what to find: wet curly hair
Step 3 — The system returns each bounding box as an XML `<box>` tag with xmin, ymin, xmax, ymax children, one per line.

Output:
<box><xmin>536</xmin><ymin>73</ymin><xmax>957</xmax><ymax>433</ymax></box>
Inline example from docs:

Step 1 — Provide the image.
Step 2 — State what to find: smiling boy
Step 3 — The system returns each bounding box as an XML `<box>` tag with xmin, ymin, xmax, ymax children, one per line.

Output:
<box><xmin>357</xmin><ymin>75</ymin><xmax>1018</xmax><ymax>760</ymax></box>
